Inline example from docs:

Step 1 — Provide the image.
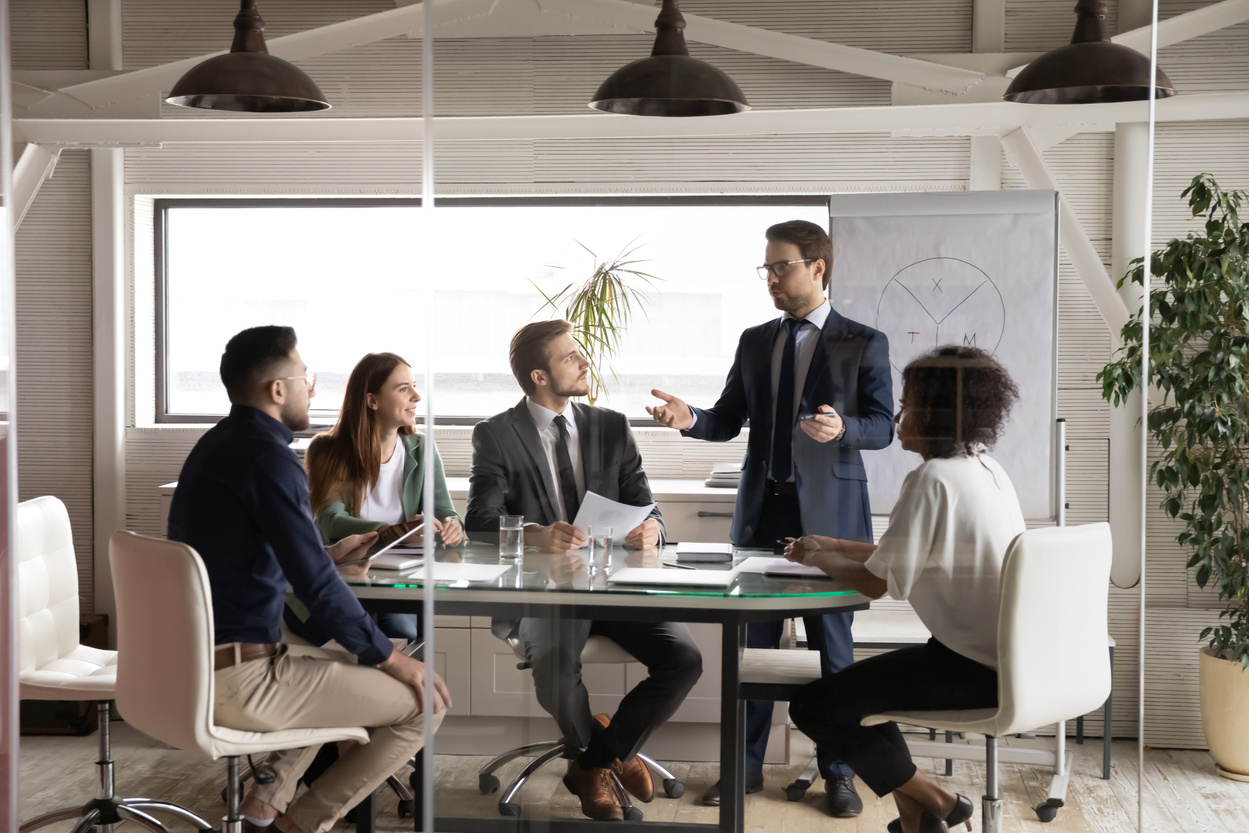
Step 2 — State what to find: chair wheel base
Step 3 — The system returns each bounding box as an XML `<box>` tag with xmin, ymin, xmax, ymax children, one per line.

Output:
<box><xmin>499</xmin><ymin>801</ymin><xmax>522</xmax><ymax>817</ymax></box>
<box><xmin>624</xmin><ymin>806</ymin><xmax>644</xmax><ymax>821</ymax></box>
<box><xmin>784</xmin><ymin>780</ymin><xmax>812</xmax><ymax>802</ymax></box>
<box><xmin>479</xmin><ymin>774</ymin><xmax>500</xmax><ymax>795</ymax></box>
<box><xmin>662</xmin><ymin>778</ymin><xmax>685</xmax><ymax>799</ymax></box>
<box><xmin>397</xmin><ymin>799</ymin><xmax>414</xmax><ymax>818</ymax></box>
<box><xmin>1035</xmin><ymin>798</ymin><xmax>1063</xmax><ymax>822</ymax></box>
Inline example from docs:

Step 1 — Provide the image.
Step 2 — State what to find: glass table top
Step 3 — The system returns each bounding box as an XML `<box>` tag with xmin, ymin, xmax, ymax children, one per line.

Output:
<box><xmin>340</xmin><ymin>542</ymin><xmax>862</xmax><ymax>601</ymax></box>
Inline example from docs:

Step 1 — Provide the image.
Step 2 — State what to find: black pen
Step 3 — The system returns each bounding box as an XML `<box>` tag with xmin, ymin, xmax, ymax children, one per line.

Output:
<box><xmin>667</xmin><ymin>562</ymin><xmax>698</xmax><ymax>570</ymax></box>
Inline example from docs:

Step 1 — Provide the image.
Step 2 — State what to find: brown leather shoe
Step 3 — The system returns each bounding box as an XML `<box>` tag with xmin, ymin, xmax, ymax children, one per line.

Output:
<box><xmin>563</xmin><ymin>760</ymin><xmax>624</xmax><ymax>821</ymax></box>
<box><xmin>592</xmin><ymin>713</ymin><xmax>655</xmax><ymax>803</ymax></box>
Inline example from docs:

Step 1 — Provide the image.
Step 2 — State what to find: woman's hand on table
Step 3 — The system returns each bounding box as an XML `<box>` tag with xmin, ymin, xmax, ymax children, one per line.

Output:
<box><xmin>439</xmin><ymin>517</ymin><xmax>464</xmax><ymax>547</ymax></box>
<box><xmin>784</xmin><ymin>536</ymin><xmax>824</xmax><ymax>566</ymax></box>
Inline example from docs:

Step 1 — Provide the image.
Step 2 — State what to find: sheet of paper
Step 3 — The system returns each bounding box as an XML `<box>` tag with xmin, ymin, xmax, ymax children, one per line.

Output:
<box><xmin>734</xmin><ymin>556</ymin><xmax>831</xmax><ymax>579</ymax></box>
<box><xmin>401</xmin><ymin>563</ymin><xmax>512</xmax><ymax>583</ymax></box>
<box><xmin>571</xmin><ymin>491</ymin><xmax>655</xmax><ymax>540</ymax></box>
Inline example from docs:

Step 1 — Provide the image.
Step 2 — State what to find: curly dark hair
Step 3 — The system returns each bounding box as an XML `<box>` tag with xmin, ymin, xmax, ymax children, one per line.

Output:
<box><xmin>901</xmin><ymin>345</ymin><xmax>1019</xmax><ymax>458</ymax></box>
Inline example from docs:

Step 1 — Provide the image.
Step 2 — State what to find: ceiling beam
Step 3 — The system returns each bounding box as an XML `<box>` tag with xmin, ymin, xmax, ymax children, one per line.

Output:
<box><xmin>12</xmin><ymin>144</ymin><xmax>62</xmax><ymax>229</ymax></box>
<box><xmin>47</xmin><ymin>0</ymin><xmax>987</xmax><ymax>114</ymax></box>
<box><xmin>1116</xmin><ymin>0</ymin><xmax>1249</xmax><ymax>53</ymax></box>
<box><xmin>12</xmin><ymin>91</ymin><xmax>1249</xmax><ymax>147</ymax></box>
<box><xmin>999</xmin><ymin>127</ymin><xmax>1129</xmax><ymax>337</ymax></box>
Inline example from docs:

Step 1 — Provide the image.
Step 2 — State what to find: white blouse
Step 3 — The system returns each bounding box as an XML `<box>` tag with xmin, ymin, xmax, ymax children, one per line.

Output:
<box><xmin>358</xmin><ymin>441</ymin><xmax>407</xmax><ymax>525</ymax></box>
<box><xmin>863</xmin><ymin>453</ymin><xmax>1026</xmax><ymax>668</ymax></box>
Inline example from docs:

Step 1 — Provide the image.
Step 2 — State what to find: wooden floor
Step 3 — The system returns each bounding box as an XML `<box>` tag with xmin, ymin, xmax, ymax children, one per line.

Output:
<box><xmin>19</xmin><ymin>721</ymin><xmax>1249</xmax><ymax>832</ymax></box>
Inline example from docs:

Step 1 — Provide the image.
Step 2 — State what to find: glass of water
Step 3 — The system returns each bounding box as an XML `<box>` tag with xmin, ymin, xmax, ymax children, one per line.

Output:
<box><xmin>587</xmin><ymin>526</ymin><xmax>613</xmax><ymax>575</ymax></box>
<box><xmin>499</xmin><ymin>515</ymin><xmax>524</xmax><ymax>559</ymax></box>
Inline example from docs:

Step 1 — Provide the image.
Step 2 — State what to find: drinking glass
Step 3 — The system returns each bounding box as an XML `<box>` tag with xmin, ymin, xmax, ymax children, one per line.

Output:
<box><xmin>587</xmin><ymin>526</ymin><xmax>613</xmax><ymax>575</ymax></box>
<box><xmin>499</xmin><ymin>515</ymin><xmax>524</xmax><ymax>559</ymax></box>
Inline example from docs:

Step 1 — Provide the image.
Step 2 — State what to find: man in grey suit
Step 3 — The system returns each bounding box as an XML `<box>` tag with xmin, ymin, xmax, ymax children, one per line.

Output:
<box><xmin>467</xmin><ymin>319</ymin><xmax>702</xmax><ymax>822</ymax></box>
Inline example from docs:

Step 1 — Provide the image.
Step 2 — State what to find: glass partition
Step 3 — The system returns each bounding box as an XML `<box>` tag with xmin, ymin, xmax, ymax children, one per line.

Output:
<box><xmin>0</xmin><ymin>0</ymin><xmax>18</xmax><ymax>826</ymax></box>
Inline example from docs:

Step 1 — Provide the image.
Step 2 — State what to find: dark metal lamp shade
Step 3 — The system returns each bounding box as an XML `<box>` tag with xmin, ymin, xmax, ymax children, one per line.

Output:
<box><xmin>166</xmin><ymin>1</ymin><xmax>330</xmax><ymax>113</ymax></box>
<box><xmin>1003</xmin><ymin>0</ymin><xmax>1175</xmax><ymax>104</ymax></box>
<box><xmin>589</xmin><ymin>0</ymin><xmax>748</xmax><ymax>117</ymax></box>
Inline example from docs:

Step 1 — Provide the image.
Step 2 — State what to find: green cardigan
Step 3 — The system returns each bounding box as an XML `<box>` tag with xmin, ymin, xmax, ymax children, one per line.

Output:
<box><xmin>311</xmin><ymin>431</ymin><xmax>461</xmax><ymax>544</ymax></box>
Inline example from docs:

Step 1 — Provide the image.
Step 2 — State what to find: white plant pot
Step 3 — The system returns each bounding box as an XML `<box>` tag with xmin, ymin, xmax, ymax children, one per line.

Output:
<box><xmin>1199</xmin><ymin>645</ymin><xmax>1249</xmax><ymax>781</ymax></box>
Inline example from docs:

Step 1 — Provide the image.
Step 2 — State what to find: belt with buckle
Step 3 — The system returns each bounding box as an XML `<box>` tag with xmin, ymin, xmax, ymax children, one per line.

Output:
<box><xmin>213</xmin><ymin>642</ymin><xmax>277</xmax><ymax>671</ymax></box>
<box><xmin>765</xmin><ymin>479</ymin><xmax>798</xmax><ymax>497</ymax></box>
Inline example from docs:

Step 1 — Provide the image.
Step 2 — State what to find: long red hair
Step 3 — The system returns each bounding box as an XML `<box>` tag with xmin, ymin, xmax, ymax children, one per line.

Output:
<box><xmin>306</xmin><ymin>352</ymin><xmax>416</xmax><ymax>515</ymax></box>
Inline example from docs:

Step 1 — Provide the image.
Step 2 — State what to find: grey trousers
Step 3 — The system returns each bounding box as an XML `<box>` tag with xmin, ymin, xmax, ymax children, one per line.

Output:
<box><xmin>515</xmin><ymin>617</ymin><xmax>702</xmax><ymax>763</ymax></box>
<box><xmin>213</xmin><ymin>642</ymin><xmax>444</xmax><ymax>833</ymax></box>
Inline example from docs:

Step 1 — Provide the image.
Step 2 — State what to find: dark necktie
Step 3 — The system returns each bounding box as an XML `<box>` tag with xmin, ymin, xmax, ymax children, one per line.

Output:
<box><xmin>772</xmin><ymin>317</ymin><xmax>806</xmax><ymax>482</ymax></box>
<box><xmin>553</xmin><ymin>415</ymin><xmax>581</xmax><ymax>522</ymax></box>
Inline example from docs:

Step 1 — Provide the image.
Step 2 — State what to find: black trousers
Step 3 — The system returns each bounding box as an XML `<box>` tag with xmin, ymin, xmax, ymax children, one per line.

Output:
<box><xmin>788</xmin><ymin>638</ymin><xmax>998</xmax><ymax>797</ymax></box>
<box><xmin>745</xmin><ymin>490</ymin><xmax>855</xmax><ymax>777</ymax></box>
<box><xmin>517</xmin><ymin>616</ymin><xmax>703</xmax><ymax>764</ymax></box>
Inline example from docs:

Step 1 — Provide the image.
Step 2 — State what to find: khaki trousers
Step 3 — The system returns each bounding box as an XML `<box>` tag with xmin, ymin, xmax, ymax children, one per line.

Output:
<box><xmin>214</xmin><ymin>643</ymin><xmax>444</xmax><ymax>833</ymax></box>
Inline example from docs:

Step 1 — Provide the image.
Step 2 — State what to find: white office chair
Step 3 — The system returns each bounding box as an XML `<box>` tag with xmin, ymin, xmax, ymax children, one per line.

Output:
<box><xmin>862</xmin><ymin>522</ymin><xmax>1113</xmax><ymax>833</ymax></box>
<box><xmin>109</xmin><ymin>530</ymin><xmax>371</xmax><ymax>833</ymax></box>
<box><xmin>476</xmin><ymin>636</ymin><xmax>685</xmax><ymax>820</ymax></box>
<box><xmin>17</xmin><ymin>496</ymin><xmax>214</xmax><ymax>833</ymax></box>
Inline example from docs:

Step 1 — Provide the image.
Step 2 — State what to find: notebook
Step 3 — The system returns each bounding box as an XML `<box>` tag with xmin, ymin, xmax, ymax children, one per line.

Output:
<box><xmin>400</xmin><ymin>563</ymin><xmax>512</xmax><ymax>584</ymax></box>
<box><xmin>675</xmin><ymin>542</ymin><xmax>735</xmax><ymax>562</ymax></box>
<box><xmin>606</xmin><ymin>567</ymin><xmax>737</xmax><ymax>588</ymax></box>
<box><xmin>733</xmin><ymin>556</ymin><xmax>831</xmax><ymax>579</ymax></box>
<box><xmin>370</xmin><ymin>549</ymin><xmax>424</xmax><ymax>571</ymax></box>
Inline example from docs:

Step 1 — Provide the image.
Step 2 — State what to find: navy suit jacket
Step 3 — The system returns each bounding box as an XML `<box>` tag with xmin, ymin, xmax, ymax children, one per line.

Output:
<box><xmin>683</xmin><ymin>307</ymin><xmax>894</xmax><ymax>545</ymax></box>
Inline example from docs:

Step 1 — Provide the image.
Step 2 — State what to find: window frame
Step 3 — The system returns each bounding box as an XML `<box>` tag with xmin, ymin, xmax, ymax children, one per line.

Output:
<box><xmin>154</xmin><ymin>194</ymin><xmax>832</xmax><ymax>426</ymax></box>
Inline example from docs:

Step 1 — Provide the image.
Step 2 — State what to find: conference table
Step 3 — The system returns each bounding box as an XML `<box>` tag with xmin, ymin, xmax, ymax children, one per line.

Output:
<box><xmin>344</xmin><ymin>543</ymin><xmax>868</xmax><ymax>833</ymax></box>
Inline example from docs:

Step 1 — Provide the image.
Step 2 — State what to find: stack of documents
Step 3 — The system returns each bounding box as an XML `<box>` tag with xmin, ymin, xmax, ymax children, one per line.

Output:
<box><xmin>607</xmin><ymin>567</ymin><xmax>738</xmax><ymax>588</ymax></box>
<box><xmin>704</xmin><ymin>462</ymin><xmax>741</xmax><ymax>488</ymax></box>
<box><xmin>734</xmin><ymin>556</ymin><xmax>832</xmax><ymax>580</ymax></box>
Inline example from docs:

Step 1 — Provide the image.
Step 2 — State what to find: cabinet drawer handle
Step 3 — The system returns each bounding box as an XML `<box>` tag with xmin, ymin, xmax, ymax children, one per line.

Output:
<box><xmin>697</xmin><ymin>511</ymin><xmax>734</xmax><ymax>518</ymax></box>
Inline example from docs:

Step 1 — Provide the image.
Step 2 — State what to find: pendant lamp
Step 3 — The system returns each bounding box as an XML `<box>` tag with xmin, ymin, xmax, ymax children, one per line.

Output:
<box><xmin>590</xmin><ymin>0</ymin><xmax>748</xmax><ymax>117</ymax></box>
<box><xmin>1003</xmin><ymin>0</ymin><xmax>1175</xmax><ymax>104</ymax></box>
<box><xmin>166</xmin><ymin>0</ymin><xmax>330</xmax><ymax>113</ymax></box>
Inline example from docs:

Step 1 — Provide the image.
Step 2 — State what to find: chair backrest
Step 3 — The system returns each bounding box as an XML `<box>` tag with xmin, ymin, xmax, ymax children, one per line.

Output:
<box><xmin>109</xmin><ymin>529</ymin><xmax>218</xmax><ymax>757</ymax></box>
<box><xmin>994</xmin><ymin>522</ymin><xmax>1113</xmax><ymax>735</ymax></box>
<box><xmin>16</xmin><ymin>496</ymin><xmax>81</xmax><ymax>674</ymax></box>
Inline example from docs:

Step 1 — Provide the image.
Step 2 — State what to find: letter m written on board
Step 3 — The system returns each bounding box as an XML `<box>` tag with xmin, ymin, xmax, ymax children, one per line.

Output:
<box><xmin>963</xmin><ymin>333</ymin><xmax>976</xmax><ymax>347</ymax></box>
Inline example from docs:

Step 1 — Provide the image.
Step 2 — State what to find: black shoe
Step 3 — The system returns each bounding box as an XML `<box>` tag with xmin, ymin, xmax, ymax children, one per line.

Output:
<box><xmin>824</xmin><ymin>775</ymin><xmax>864</xmax><ymax>818</ymax></box>
<box><xmin>700</xmin><ymin>773</ymin><xmax>765</xmax><ymax>806</ymax></box>
<box><xmin>888</xmin><ymin>793</ymin><xmax>974</xmax><ymax>833</ymax></box>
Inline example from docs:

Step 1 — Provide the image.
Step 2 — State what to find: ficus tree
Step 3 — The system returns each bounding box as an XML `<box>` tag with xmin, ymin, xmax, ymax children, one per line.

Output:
<box><xmin>1099</xmin><ymin>173</ymin><xmax>1249</xmax><ymax>668</ymax></box>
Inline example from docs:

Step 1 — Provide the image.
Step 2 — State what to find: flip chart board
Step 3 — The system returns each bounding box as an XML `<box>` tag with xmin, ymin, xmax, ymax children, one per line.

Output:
<box><xmin>828</xmin><ymin>190</ymin><xmax>1059</xmax><ymax>520</ymax></box>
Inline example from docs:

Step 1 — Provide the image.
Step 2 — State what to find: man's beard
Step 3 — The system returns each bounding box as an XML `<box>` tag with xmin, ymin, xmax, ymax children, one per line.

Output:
<box><xmin>280</xmin><ymin>398</ymin><xmax>310</xmax><ymax>432</ymax></box>
<box><xmin>552</xmin><ymin>380</ymin><xmax>590</xmax><ymax>398</ymax></box>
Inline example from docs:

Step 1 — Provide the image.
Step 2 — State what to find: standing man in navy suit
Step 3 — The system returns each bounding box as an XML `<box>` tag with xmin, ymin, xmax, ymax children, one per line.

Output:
<box><xmin>648</xmin><ymin>220</ymin><xmax>894</xmax><ymax>816</ymax></box>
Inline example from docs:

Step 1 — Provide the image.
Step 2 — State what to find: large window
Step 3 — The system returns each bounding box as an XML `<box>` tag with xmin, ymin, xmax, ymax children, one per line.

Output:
<box><xmin>157</xmin><ymin>198</ymin><xmax>829</xmax><ymax>423</ymax></box>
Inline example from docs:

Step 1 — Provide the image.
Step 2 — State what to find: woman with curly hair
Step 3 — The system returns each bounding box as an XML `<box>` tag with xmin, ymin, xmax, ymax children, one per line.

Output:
<box><xmin>784</xmin><ymin>345</ymin><xmax>1024</xmax><ymax>833</ymax></box>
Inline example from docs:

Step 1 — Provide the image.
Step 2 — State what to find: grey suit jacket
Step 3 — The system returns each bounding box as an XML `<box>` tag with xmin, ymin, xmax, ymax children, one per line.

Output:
<box><xmin>467</xmin><ymin>398</ymin><xmax>665</xmax><ymax>639</ymax></box>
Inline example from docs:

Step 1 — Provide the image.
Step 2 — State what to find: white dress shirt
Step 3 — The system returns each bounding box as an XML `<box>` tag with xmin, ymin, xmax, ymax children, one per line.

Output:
<box><xmin>525</xmin><ymin>397</ymin><xmax>586</xmax><ymax>523</ymax></box>
<box><xmin>768</xmin><ymin>300</ymin><xmax>831</xmax><ymax>480</ymax></box>
<box><xmin>863</xmin><ymin>453</ymin><xmax>1027</xmax><ymax>668</ymax></box>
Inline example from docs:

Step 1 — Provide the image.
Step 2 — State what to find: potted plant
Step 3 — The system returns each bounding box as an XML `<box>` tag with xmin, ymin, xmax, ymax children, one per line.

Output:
<box><xmin>1098</xmin><ymin>173</ymin><xmax>1249</xmax><ymax>779</ymax></box>
<box><xmin>534</xmin><ymin>240</ymin><xmax>661</xmax><ymax>404</ymax></box>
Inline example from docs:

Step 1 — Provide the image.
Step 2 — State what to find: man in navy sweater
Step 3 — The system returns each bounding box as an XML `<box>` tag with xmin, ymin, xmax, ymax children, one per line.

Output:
<box><xmin>169</xmin><ymin>325</ymin><xmax>451</xmax><ymax>833</ymax></box>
